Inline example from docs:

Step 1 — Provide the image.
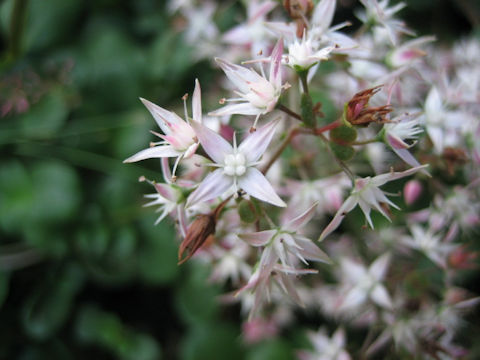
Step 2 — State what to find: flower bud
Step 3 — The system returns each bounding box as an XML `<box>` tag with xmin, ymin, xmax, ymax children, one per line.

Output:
<box><xmin>301</xmin><ymin>92</ymin><xmax>316</xmax><ymax>128</ymax></box>
<box><xmin>330</xmin><ymin>125</ymin><xmax>357</xmax><ymax>145</ymax></box>
<box><xmin>178</xmin><ymin>213</ymin><xmax>216</xmax><ymax>264</ymax></box>
<box><xmin>403</xmin><ymin>179</ymin><xmax>422</xmax><ymax>205</ymax></box>
<box><xmin>344</xmin><ymin>86</ymin><xmax>392</xmax><ymax>126</ymax></box>
<box><xmin>329</xmin><ymin>142</ymin><xmax>355</xmax><ymax>161</ymax></box>
<box><xmin>238</xmin><ymin>199</ymin><xmax>260</xmax><ymax>223</ymax></box>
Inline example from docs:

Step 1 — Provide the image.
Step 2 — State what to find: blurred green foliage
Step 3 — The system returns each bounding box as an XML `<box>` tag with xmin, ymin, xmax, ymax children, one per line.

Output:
<box><xmin>0</xmin><ymin>0</ymin><xmax>476</xmax><ymax>359</ymax></box>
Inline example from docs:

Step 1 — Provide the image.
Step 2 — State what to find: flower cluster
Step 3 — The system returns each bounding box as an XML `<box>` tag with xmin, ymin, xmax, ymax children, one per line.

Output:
<box><xmin>126</xmin><ymin>0</ymin><xmax>479</xmax><ymax>358</ymax></box>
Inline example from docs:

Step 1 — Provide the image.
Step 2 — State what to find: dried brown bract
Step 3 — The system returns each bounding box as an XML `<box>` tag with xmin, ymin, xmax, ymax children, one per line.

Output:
<box><xmin>345</xmin><ymin>85</ymin><xmax>393</xmax><ymax>126</ymax></box>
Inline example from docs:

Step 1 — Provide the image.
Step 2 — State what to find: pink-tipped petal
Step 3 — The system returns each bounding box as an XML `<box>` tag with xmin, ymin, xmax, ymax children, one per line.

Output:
<box><xmin>192</xmin><ymin>79</ymin><xmax>202</xmax><ymax>123</ymax></box>
<box><xmin>318</xmin><ymin>196</ymin><xmax>357</xmax><ymax>241</ymax></box>
<box><xmin>123</xmin><ymin>145</ymin><xmax>179</xmax><ymax>163</ymax></box>
<box><xmin>186</xmin><ymin>169</ymin><xmax>232</xmax><ymax>207</ymax></box>
<box><xmin>404</xmin><ymin>179</ymin><xmax>423</xmax><ymax>205</ymax></box>
<box><xmin>239</xmin><ymin>118</ymin><xmax>280</xmax><ymax>163</ymax></box>
<box><xmin>238</xmin><ymin>168</ymin><xmax>286</xmax><ymax>207</ymax></box>
<box><xmin>190</xmin><ymin>121</ymin><xmax>233</xmax><ymax>164</ymax></box>
<box><xmin>140</xmin><ymin>98</ymin><xmax>183</xmax><ymax>133</ymax></box>
<box><xmin>284</xmin><ymin>202</ymin><xmax>318</xmax><ymax>232</ymax></box>
<box><xmin>269</xmin><ymin>39</ymin><xmax>283</xmax><ymax>88</ymax></box>
<box><xmin>154</xmin><ymin>183</ymin><xmax>177</xmax><ymax>202</ymax></box>
<box><xmin>239</xmin><ymin>230</ymin><xmax>277</xmax><ymax>247</ymax></box>
<box><xmin>295</xmin><ymin>236</ymin><xmax>332</xmax><ymax>264</ymax></box>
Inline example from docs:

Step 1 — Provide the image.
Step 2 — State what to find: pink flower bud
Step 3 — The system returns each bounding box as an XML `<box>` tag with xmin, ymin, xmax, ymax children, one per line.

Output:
<box><xmin>404</xmin><ymin>179</ymin><xmax>422</xmax><ymax>205</ymax></box>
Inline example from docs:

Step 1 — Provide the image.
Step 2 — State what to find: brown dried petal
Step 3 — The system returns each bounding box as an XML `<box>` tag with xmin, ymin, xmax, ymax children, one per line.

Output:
<box><xmin>178</xmin><ymin>214</ymin><xmax>216</xmax><ymax>264</ymax></box>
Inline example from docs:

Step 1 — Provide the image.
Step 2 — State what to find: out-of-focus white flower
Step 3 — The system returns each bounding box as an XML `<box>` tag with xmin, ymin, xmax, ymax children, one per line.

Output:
<box><xmin>298</xmin><ymin>327</ymin><xmax>351</xmax><ymax>360</ymax></box>
<box><xmin>339</xmin><ymin>253</ymin><xmax>393</xmax><ymax>310</ymax></box>
<box><xmin>401</xmin><ymin>225</ymin><xmax>456</xmax><ymax>268</ymax></box>
<box><xmin>356</xmin><ymin>0</ymin><xmax>413</xmax><ymax>45</ymax></box>
<box><xmin>186</xmin><ymin>118</ymin><xmax>286</xmax><ymax>208</ymax></box>
<box><xmin>124</xmin><ymin>80</ymin><xmax>203</xmax><ymax>178</ymax></box>
<box><xmin>210</xmin><ymin>40</ymin><xmax>287</xmax><ymax>127</ymax></box>
<box><xmin>387</xmin><ymin>36</ymin><xmax>436</xmax><ymax>68</ymax></box>
<box><xmin>239</xmin><ymin>203</ymin><xmax>331</xmax><ymax>270</ymax></box>
<box><xmin>382</xmin><ymin>112</ymin><xmax>427</xmax><ymax>171</ymax></box>
<box><xmin>222</xmin><ymin>0</ymin><xmax>277</xmax><ymax>58</ymax></box>
<box><xmin>319</xmin><ymin>166</ymin><xmax>428</xmax><ymax>241</ymax></box>
<box><xmin>182</xmin><ymin>2</ymin><xmax>218</xmax><ymax>44</ymax></box>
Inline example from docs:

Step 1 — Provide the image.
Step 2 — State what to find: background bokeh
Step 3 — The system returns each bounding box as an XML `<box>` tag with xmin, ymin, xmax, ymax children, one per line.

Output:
<box><xmin>0</xmin><ymin>0</ymin><xmax>478</xmax><ymax>359</ymax></box>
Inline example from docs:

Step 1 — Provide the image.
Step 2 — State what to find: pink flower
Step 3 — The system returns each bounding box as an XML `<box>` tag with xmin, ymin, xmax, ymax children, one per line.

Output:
<box><xmin>186</xmin><ymin>118</ymin><xmax>286</xmax><ymax>208</ymax></box>
<box><xmin>209</xmin><ymin>40</ymin><xmax>287</xmax><ymax>128</ymax></box>
<box><xmin>319</xmin><ymin>165</ymin><xmax>428</xmax><ymax>241</ymax></box>
<box><xmin>124</xmin><ymin>79</ymin><xmax>203</xmax><ymax>178</ymax></box>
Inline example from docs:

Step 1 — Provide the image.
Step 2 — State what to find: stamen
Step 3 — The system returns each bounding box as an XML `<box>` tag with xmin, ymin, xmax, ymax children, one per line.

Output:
<box><xmin>182</xmin><ymin>93</ymin><xmax>190</xmax><ymax>124</ymax></box>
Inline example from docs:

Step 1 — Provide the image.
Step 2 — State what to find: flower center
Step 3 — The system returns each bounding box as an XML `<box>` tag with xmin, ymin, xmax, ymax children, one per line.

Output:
<box><xmin>223</xmin><ymin>153</ymin><xmax>246</xmax><ymax>177</ymax></box>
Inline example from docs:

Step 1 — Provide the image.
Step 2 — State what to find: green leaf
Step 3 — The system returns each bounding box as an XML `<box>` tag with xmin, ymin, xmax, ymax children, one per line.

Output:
<box><xmin>0</xmin><ymin>160</ymin><xmax>34</xmax><ymax>232</ymax></box>
<box><xmin>175</xmin><ymin>264</ymin><xmax>220</xmax><ymax>325</ymax></box>
<box><xmin>138</xmin><ymin>218</ymin><xmax>180</xmax><ymax>285</ymax></box>
<box><xmin>76</xmin><ymin>305</ymin><xmax>161</xmax><ymax>360</ymax></box>
<box><xmin>22</xmin><ymin>264</ymin><xmax>85</xmax><ymax>340</ymax></box>
<box><xmin>181</xmin><ymin>323</ymin><xmax>244</xmax><ymax>360</ymax></box>
<box><xmin>246</xmin><ymin>339</ymin><xmax>294</xmax><ymax>360</ymax></box>
<box><xmin>19</xmin><ymin>89</ymin><xmax>69</xmax><ymax>139</ymax></box>
<box><xmin>30</xmin><ymin>161</ymin><xmax>80</xmax><ymax>224</ymax></box>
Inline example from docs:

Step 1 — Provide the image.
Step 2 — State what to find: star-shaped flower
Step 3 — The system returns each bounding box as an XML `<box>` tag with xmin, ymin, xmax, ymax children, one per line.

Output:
<box><xmin>319</xmin><ymin>165</ymin><xmax>427</xmax><ymax>241</ymax></box>
<box><xmin>186</xmin><ymin>119</ymin><xmax>286</xmax><ymax>208</ymax></box>
<box><xmin>124</xmin><ymin>79</ymin><xmax>202</xmax><ymax>178</ymax></box>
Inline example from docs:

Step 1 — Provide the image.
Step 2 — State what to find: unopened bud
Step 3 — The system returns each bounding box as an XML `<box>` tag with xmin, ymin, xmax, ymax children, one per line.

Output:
<box><xmin>329</xmin><ymin>142</ymin><xmax>355</xmax><ymax>161</ymax></box>
<box><xmin>238</xmin><ymin>199</ymin><xmax>260</xmax><ymax>223</ymax></box>
<box><xmin>301</xmin><ymin>92</ymin><xmax>316</xmax><ymax>128</ymax></box>
<box><xmin>404</xmin><ymin>179</ymin><xmax>422</xmax><ymax>205</ymax></box>
<box><xmin>330</xmin><ymin>125</ymin><xmax>357</xmax><ymax>145</ymax></box>
<box><xmin>178</xmin><ymin>213</ymin><xmax>216</xmax><ymax>264</ymax></box>
<box><xmin>344</xmin><ymin>86</ymin><xmax>393</xmax><ymax>126</ymax></box>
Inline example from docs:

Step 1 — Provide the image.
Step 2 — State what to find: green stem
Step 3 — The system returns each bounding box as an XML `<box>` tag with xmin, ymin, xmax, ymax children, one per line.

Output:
<box><xmin>261</xmin><ymin>127</ymin><xmax>301</xmax><ymax>175</ymax></box>
<box><xmin>277</xmin><ymin>104</ymin><xmax>303</xmax><ymax>121</ymax></box>
<box><xmin>351</xmin><ymin>138</ymin><xmax>378</xmax><ymax>145</ymax></box>
<box><xmin>8</xmin><ymin>0</ymin><xmax>28</xmax><ymax>61</ymax></box>
<box><xmin>317</xmin><ymin>132</ymin><xmax>356</xmax><ymax>185</ymax></box>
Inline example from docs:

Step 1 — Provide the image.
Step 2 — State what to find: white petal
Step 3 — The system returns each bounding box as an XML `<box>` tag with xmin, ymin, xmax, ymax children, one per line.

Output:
<box><xmin>209</xmin><ymin>102</ymin><xmax>261</xmax><ymax>117</ymax></box>
<box><xmin>312</xmin><ymin>0</ymin><xmax>336</xmax><ymax>33</ymax></box>
<box><xmin>153</xmin><ymin>183</ymin><xmax>177</xmax><ymax>202</ymax></box>
<box><xmin>269</xmin><ymin>39</ymin><xmax>283</xmax><ymax>88</ymax></box>
<box><xmin>370</xmin><ymin>165</ymin><xmax>428</xmax><ymax>187</ymax></box>
<box><xmin>140</xmin><ymin>98</ymin><xmax>183</xmax><ymax>133</ymax></box>
<box><xmin>295</xmin><ymin>236</ymin><xmax>332</xmax><ymax>264</ymax></box>
<box><xmin>238</xmin><ymin>230</ymin><xmax>277</xmax><ymax>247</ymax></box>
<box><xmin>238</xmin><ymin>168</ymin><xmax>286</xmax><ymax>207</ymax></box>
<box><xmin>192</xmin><ymin>79</ymin><xmax>202</xmax><ymax>123</ymax></box>
<box><xmin>369</xmin><ymin>253</ymin><xmax>391</xmax><ymax>280</ymax></box>
<box><xmin>238</xmin><ymin>118</ymin><xmax>280</xmax><ymax>163</ymax></box>
<box><xmin>371</xmin><ymin>284</ymin><xmax>393</xmax><ymax>309</ymax></box>
<box><xmin>341</xmin><ymin>287</ymin><xmax>367</xmax><ymax>310</ymax></box>
<box><xmin>123</xmin><ymin>145</ymin><xmax>179</xmax><ymax>163</ymax></box>
<box><xmin>186</xmin><ymin>169</ymin><xmax>232</xmax><ymax>208</ymax></box>
<box><xmin>284</xmin><ymin>202</ymin><xmax>318</xmax><ymax>231</ymax></box>
<box><xmin>190</xmin><ymin>121</ymin><xmax>233</xmax><ymax>164</ymax></box>
<box><xmin>215</xmin><ymin>58</ymin><xmax>263</xmax><ymax>93</ymax></box>
<box><xmin>318</xmin><ymin>195</ymin><xmax>357</xmax><ymax>241</ymax></box>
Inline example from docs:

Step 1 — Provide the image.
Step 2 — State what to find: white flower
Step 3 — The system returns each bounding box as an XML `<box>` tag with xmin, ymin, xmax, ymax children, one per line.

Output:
<box><xmin>186</xmin><ymin>118</ymin><xmax>286</xmax><ymax>208</ymax></box>
<box><xmin>209</xmin><ymin>40</ymin><xmax>286</xmax><ymax>127</ymax></box>
<box><xmin>319</xmin><ymin>165</ymin><xmax>427</xmax><ymax>241</ymax></box>
<box><xmin>298</xmin><ymin>327</ymin><xmax>351</xmax><ymax>360</ymax></box>
<box><xmin>340</xmin><ymin>253</ymin><xmax>393</xmax><ymax>310</ymax></box>
<box><xmin>286</xmin><ymin>31</ymin><xmax>334</xmax><ymax>70</ymax></box>
<box><xmin>124</xmin><ymin>79</ymin><xmax>203</xmax><ymax>178</ymax></box>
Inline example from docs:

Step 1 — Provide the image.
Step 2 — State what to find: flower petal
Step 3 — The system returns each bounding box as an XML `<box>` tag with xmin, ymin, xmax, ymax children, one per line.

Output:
<box><xmin>295</xmin><ymin>236</ymin><xmax>332</xmax><ymax>264</ymax></box>
<box><xmin>190</xmin><ymin>121</ymin><xmax>233</xmax><ymax>164</ymax></box>
<box><xmin>371</xmin><ymin>284</ymin><xmax>393</xmax><ymax>309</ymax></box>
<box><xmin>284</xmin><ymin>202</ymin><xmax>318</xmax><ymax>231</ymax></box>
<box><xmin>153</xmin><ymin>183</ymin><xmax>177</xmax><ymax>202</ymax></box>
<box><xmin>192</xmin><ymin>79</ymin><xmax>202</xmax><ymax>123</ymax></box>
<box><xmin>238</xmin><ymin>168</ymin><xmax>286</xmax><ymax>207</ymax></box>
<box><xmin>140</xmin><ymin>98</ymin><xmax>184</xmax><ymax>133</ymax></box>
<box><xmin>186</xmin><ymin>169</ymin><xmax>232</xmax><ymax>208</ymax></box>
<box><xmin>123</xmin><ymin>145</ymin><xmax>179</xmax><ymax>163</ymax></box>
<box><xmin>215</xmin><ymin>58</ymin><xmax>263</xmax><ymax>93</ymax></box>
<box><xmin>269</xmin><ymin>39</ymin><xmax>283</xmax><ymax>88</ymax></box>
<box><xmin>239</xmin><ymin>118</ymin><xmax>280</xmax><ymax>163</ymax></box>
<box><xmin>369</xmin><ymin>253</ymin><xmax>391</xmax><ymax>280</ymax></box>
<box><xmin>318</xmin><ymin>195</ymin><xmax>357</xmax><ymax>241</ymax></box>
<box><xmin>239</xmin><ymin>230</ymin><xmax>277</xmax><ymax>247</ymax></box>
<box><xmin>209</xmin><ymin>103</ymin><xmax>262</xmax><ymax>117</ymax></box>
